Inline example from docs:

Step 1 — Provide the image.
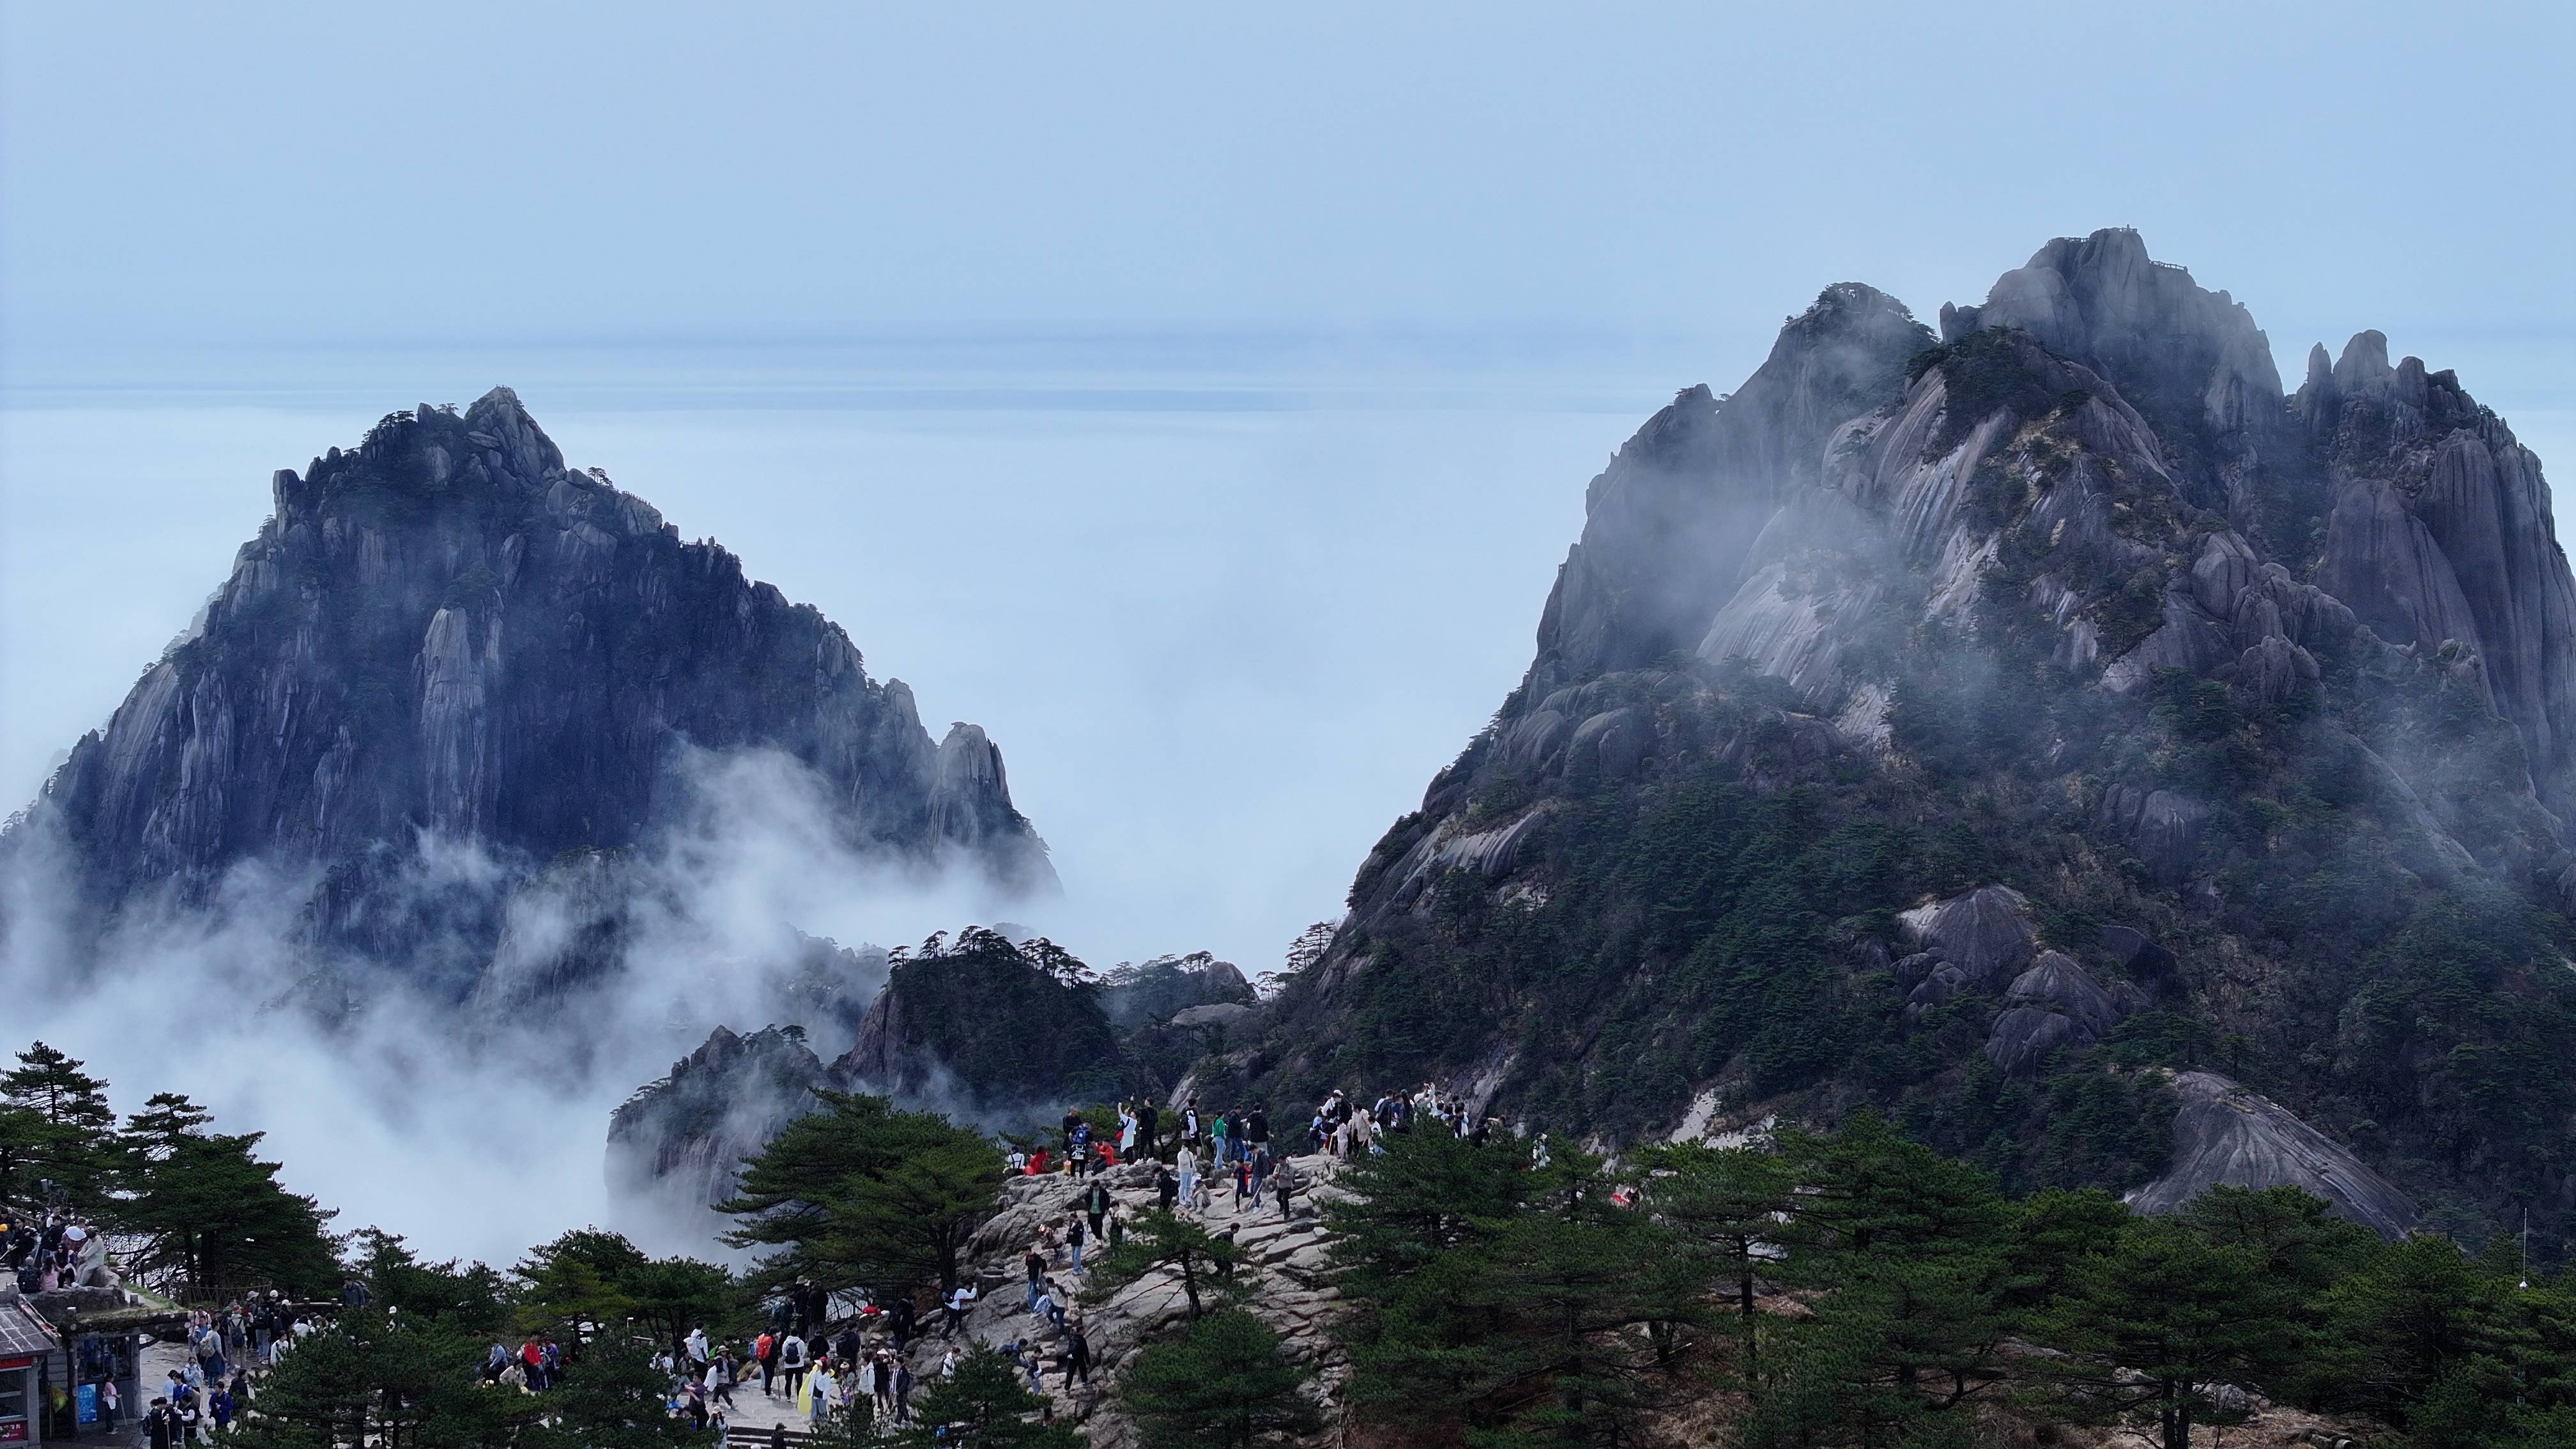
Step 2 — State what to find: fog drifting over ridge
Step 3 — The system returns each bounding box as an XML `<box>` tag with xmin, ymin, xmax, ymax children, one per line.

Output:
<box><xmin>0</xmin><ymin>365</ymin><xmax>1623</xmax><ymax>1263</ymax></box>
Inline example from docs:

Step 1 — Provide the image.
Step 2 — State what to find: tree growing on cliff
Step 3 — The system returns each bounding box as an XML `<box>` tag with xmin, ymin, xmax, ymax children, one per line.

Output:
<box><xmin>1084</xmin><ymin>1208</ymin><xmax>1247</xmax><ymax>1323</ymax></box>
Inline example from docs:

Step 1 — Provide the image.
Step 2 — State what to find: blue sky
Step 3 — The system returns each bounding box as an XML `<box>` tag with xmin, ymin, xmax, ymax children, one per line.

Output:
<box><xmin>4</xmin><ymin>2</ymin><xmax>2570</xmax><ymax>362</ymax></box>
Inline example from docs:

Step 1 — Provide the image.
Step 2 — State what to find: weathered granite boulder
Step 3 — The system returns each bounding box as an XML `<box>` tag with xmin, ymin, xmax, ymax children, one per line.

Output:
<box><xmin>2128</xmin><ymin>1071</ymin><xmax>2418</xmax><ymax>1240</ymax></box>
<box><xmin>1898</xmin><ymin>885</ymin><xmax>2037</xmax><ymax>989</ymax></box>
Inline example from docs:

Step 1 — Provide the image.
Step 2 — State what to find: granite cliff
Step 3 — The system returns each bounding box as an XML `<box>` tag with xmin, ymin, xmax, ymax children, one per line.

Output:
<box><xmin>1228</xmin><ymin>230</ymin><xmax>2576</xmax><ymax>1252</ymax></box>
<box><xmin>3</xmin><ymin>388</ymin><xmax>1052</xmax><ymax>1003</ymax></box>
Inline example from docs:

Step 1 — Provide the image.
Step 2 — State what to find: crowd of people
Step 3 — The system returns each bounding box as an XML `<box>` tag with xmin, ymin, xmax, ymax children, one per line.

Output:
<box><xmin>132</xmin><ymin>1294</ymin><xmax>321</xmax><ymax>1446</ymax></box>
<box><xmin>21</xmin><ymin>1082</ymin><xmax>1492</xmax><ymax>1446</ymax></box>
<box><xmin>1008</xmin><ymin>1086</ymin><xmax>1494</xmax><ymax>1226</ymax></box>
<box><xmin>646</xmin><ymin>1284</ymin><xmax>976</xmax><ymax>1439</ymax></box>
<box><xmin>0</xmin><ymin>1208</ymin><xmax>106</xmax><ymax>1291</ymax></box>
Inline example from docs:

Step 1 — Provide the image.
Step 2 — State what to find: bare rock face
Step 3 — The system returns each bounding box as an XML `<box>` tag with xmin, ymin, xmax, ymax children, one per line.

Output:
<box><xmin>9</xmin><ymin>389</ymin><xmax>1054</xmax><ymax>998</ymax></box>
<box><xmin>1533</xmin><ymin>284</ymin><xmax>1934</xmax><ymax>692</ymax></box>
<box><xmin>2306</xmin><ymin>333</ymin><xmax>2576</xmax><ymax>811</ymax></box>
<box><xmin>2128</xmin><ymin>1071</ymin><xmax>2418</xmax><ymax>1240</ymax></box>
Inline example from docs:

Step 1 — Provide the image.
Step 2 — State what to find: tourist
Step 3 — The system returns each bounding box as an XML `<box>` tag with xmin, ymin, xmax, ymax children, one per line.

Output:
<box><xmin>942</xmin><ymin>1282</ymin><xmax>977</xmax><ymax>1339</ymax></box>
<box><xmin>1083</xmin><ymin>1178</ymin><xmax>1111</xmax><ymax>1239</ymax></box>
<box><xmin>1065</xmin><ymin>1324</ymin><xmax>1093</xmax><ymax>1390</ymax></box>
<box><xmin>1177</xmin><ymin>1142</ymin><xmax>1199</xmax><ymax>1206</ymax></box>
<box><xmin>777</xmin><ymin>1330</ymin><xmax>809</xmax><ymax>1397</ymax></box>
<box><xmin>1066</xmin><ymin>1213</ymin><xmax>1086</xmax><ymax>1274</ymax></box>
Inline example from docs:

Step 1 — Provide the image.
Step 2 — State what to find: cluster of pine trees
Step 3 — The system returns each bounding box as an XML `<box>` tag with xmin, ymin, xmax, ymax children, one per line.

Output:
<box><xmin>0</xmin><ymin>1040</ymin><xmax>341</xmax><ymax>1296</ymax></box>
<box><xmin>1326</xmin><ymin>1117</ymin><xmax>2576</xmax><ymax>1449</ymax></box>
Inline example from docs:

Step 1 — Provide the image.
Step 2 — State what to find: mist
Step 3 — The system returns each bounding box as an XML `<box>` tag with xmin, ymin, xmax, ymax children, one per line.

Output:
<box><xmin>0</xmin><ymin>369</ymin><xmax>1642</xmax><ymax>1266</ymax></box>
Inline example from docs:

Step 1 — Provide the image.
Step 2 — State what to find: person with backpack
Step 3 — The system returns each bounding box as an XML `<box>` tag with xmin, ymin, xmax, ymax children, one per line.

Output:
<box><xmin>1066</xmin><ymin>1213</ymin><xmax>1087</xmax><ymax>1274</ymax></box>
<box><xmin>777</xmin><ymin>1331</ymin><xmax>809</xmax><ymax>1398</ymax></box>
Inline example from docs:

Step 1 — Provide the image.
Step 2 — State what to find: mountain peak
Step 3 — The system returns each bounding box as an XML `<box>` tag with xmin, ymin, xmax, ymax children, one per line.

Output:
<box><xmin>12</xmin><ymin>392</ymin><xmax>1056</xmax><ymax>999</ymax></box>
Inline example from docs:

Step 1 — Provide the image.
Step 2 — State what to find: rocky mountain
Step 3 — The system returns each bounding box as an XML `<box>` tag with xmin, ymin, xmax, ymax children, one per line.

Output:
<box><xmin>1227</xmin><ymin>229</ymin><xmax>2576</xmax><ymax>1253</ymax></box>
<box><xmin>2</xmin><ymin>388</ymin><xmax>1052</xmax><ymax>1002</ymax></box>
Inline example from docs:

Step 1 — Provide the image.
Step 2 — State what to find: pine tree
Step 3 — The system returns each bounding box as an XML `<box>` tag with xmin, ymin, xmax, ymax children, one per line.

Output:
<box><xmin>3</xmin><ymin>1040</ymin><xmax>118</xmax><ymax>1208</ymax></box>
<box><xmin>118</xmin><ymin>1092</ymin><xmax>340</xmax><ymax>1295</ymax></box>
<box><xmin>1637</xmin><ymin>1142</ymin><xmax>1793</xmax><ymax>1388</ymax></box>
<box><xmin>521</xmin><ymin>1342</ymin><xmax>705</xmax><ymax>1449</ymax></box>
<box><xmin>887</xmin><ymin>1345</ymin><xmax>1079</xmax><ymax>1448</ymax></box>
<box><xmin>348</xmin><ymin>1229</ymin><xmax>510</xmax><ymax>1330</ymax></box>
<box><xmin>1323</xmin><ymin>1126</ymin><xmax>1528</xmax><ymax>1297</ymax></box>
<box><xmin>722</xmin><ymin>1091</ymin><xmax>999</xmax><ymax>1296</ymax></box>
<box><xmin>1082</xmin><ymin>1208</ymin><xmax>1248</xmax><ymax>1322</ymax></box>
<box><xmin>227</xmin><ymin>1307</ymin><xmax>530</xmax><ymax>1449</ymax></box>
<box><xmin>1118</xmin><ymin>1310</ymin><xmax>1318</xmax><ymax>1449</ymax></box>
<box><xmin>2037</xmin><ymin>1215</ymin><xmax>2285</xmax><ymax>1449</ymax></box>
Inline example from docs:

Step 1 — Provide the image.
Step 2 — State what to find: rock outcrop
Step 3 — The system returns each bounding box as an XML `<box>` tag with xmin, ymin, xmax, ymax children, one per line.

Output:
<box><xmin>606</xmin><ymin>1025</ymin><xmax>832</xmax><ymax>1229</ymax></box>
<box><xmin>2128</xmin><ymin>1071</ymin><xmax>2418</xmax><ymax>1240</ymax></box>
<box><xmin>831</xmin><ymin>928</ymin><xmax>1130</xmax><ymax>1116</ymax></box>
<box><xmin>5</xmin><ymin>389</ymin><xmax>1053</xmax><ymax>1000</ymax></box>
